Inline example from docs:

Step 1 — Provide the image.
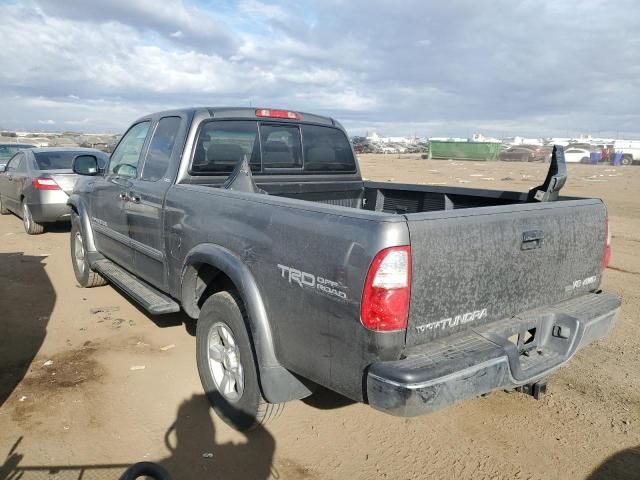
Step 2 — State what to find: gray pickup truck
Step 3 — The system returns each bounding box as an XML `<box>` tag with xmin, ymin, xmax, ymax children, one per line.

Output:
<box><xmin>68</xmin><ymin>107</ymin><xmax>619</xmax><ymax>431</ymax></box>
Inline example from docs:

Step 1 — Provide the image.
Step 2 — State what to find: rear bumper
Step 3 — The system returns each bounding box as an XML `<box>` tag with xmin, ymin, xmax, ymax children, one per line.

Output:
<box><xmin>366</xmin><ymin>292</ymin><xmax>620</xmax><ymax>416</ymax></box>
<box><xmin>28</xmin><ymin>191</ymin><xmax>71</xmax><ymax>223</ymax></box>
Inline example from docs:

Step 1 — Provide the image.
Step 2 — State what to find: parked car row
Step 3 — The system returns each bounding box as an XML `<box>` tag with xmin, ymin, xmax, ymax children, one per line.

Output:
<box><xmin>0</xmin><ymin>147</ymin><xmax>108</xmax><ymax>234</ymax></box>
<box><xmin>500</xmin><ymin>143</ymin><xmax>639</xmax><ymax>165</ymax></box>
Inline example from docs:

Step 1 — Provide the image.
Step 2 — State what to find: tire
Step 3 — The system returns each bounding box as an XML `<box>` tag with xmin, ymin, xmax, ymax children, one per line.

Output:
<box><xmin>196</xmin><ymin>291</ymin><xmax>284</xmax><ymax>431</ymax></box>
<box><xmin>22</xmin><ymin>200</ymin><xmax>44</xmax><ymax>235</ymax></box>
<box><xmin>621</xmin><ymin>155</ymin><xmax>632</xmax><ymax>166</ymax></box>
<box><xmin>70</xmin><ymin>215</ymin><xmax>107</xmax><ymax>287</ymax></box>
<box><xmin>0</xmin><ymin>195</ymin><xmax>10</xmax><ymax>215</ymax></box>
<box><xmin>580</xmin><ymin>157</ymin><xmax>589</xmax><ymax>164</ymax></box>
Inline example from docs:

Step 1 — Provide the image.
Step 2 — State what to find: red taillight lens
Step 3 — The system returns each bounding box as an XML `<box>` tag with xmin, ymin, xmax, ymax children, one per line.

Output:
<box><xmin>602</xmin><ymin>217</ymin><xmax>611</xmax><ymax>271</ymax></box>
<box><xmin>361</xmin><ymin>246</ymin><xmax>411</xmax><ymax>332</ymax></box>
<box><xmin>32</xmin><ymin>177</ymin><xmax>61</xmax><ymax>190</ymax></box>
<box><xmin>255</xmin><ymin>108</ymin><xmax>301</xmax><ymax>120</ymax></box>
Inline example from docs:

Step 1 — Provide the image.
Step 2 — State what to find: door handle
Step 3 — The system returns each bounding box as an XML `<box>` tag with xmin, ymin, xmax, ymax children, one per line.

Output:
<box><xmin>119</xmin><ymin>192</ymin><xmax>130</xmax><ymax>201</ymax></box>
<box><xmin>129</xmin><ymin>193</ymin><xmax>141</xmax><ymax>204</ymax></box>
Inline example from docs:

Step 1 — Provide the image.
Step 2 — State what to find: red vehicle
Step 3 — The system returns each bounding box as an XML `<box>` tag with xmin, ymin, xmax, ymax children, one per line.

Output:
<box><xmin>500</xmin><ymin>145</ymin><xmax>551</xmax><ymax>162</ymax></box>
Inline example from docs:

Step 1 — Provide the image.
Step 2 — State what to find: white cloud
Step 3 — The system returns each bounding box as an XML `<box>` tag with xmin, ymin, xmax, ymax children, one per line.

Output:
<box><xmin>0</xmin><ymin>0</ymin><xmax>639</xmax><ymax>138</ymax></box>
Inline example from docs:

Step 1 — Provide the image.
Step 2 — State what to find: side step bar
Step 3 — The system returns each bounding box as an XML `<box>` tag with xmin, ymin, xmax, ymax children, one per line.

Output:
<box><xmin>92</xmin><ymin>259</ymin><xmax>180</xmax><ymax>315</ymax></box>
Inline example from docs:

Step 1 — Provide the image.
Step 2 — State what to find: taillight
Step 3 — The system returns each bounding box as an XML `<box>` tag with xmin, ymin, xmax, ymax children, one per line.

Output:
<box><xmin>602</xmin><ymin>217</ymin><xmax>611</xmax><ymax>271</ymax></box>
<box><xmin>361</xmin><ymin>246</ymin><xmax>411</xmax><ymax>332</ymax></box>
<box><xmin>255</xmin><ymin>108</ymin><xmax>301</xmax><ymax>120</ymax></box>
<box><xmin>32</xmin><ymin>177</ymin><xmax>61</xmax><ymax>190</ymax></box>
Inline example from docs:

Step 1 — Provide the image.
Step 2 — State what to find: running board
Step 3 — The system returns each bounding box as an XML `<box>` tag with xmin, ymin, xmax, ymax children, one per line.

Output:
<box><xmin>92</xmin><ymin>259</ymin><xmax>180</xmax><ymax>315</ymax></box>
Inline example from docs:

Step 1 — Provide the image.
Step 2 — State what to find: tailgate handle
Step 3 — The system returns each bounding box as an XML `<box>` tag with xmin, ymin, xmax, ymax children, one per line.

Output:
<box><xmin>522</xmin><ymin>230</ymin><xmax>544</xmax><ymax>250</ymax></box>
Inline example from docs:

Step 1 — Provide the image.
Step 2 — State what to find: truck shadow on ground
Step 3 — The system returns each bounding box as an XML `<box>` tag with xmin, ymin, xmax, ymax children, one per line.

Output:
<box><xmin>0</xmin><ymin>394</ymin><xmax>276</xmax><ymax>480</ymax></box>
<box><xmin>586</xmin><ymin>445</ymin><xmax>640</xmax><ymax>480</ymax></box>
<box><xmin>123</xmin><ymin>299</ymin><xmax>197</xmax><ymax>337</ymax></box>
<box><xmin>301</xmin><ymin>386</ymin><xmax>356</xmax><ymax>410</ymax></box>
<box><xmin>42</xmin><ymin>223</ymin><xmax>71</xmax><ymax>234</ymax></box>
<box><xmin>0</xmin><ymin>252</ymin><xmax>54</xmax><ymax>408</ymax></box>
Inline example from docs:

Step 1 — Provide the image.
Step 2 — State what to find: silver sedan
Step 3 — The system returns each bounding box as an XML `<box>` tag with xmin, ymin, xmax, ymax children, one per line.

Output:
<box><xmin>0</xmin><ymin>147</ymin><xmax>109</xmax><ymax>234</ymax></box>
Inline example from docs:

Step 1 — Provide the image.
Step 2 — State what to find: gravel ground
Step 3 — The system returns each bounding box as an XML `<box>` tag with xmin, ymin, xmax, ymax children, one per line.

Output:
<box><xmin>0</xmin><ymin>155</ymin><xmax>638</xmax><ymax>480</ymax></box>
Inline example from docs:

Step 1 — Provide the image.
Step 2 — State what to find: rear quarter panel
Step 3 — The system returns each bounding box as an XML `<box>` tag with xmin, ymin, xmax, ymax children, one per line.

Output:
<box><xmin>164</xmin><ymin>184</ymin><xmax>408</xmax><ymax>400</ymax></box>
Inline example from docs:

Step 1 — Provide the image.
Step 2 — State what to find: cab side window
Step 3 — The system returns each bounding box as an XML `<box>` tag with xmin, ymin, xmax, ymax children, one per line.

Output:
<box><xmin>141</xmin><ymin>117</ymin><xmax>181</xmax><ymax>182</ymax></box>
<box><xmin>6</xmin><ymin>153</ymin><xmax>24</xmax><ymax>172</ymax></box>
<box><xmin>108</xmin><ymin>121</ymin><xmax>151</xmax><ymax>178</ymax></box>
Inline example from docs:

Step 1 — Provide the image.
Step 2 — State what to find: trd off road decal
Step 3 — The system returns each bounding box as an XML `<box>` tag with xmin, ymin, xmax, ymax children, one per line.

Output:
<box><xmin>277</xmin><ymin>264</ymin><xmax>347</xmax><ymax>301</ymax></box>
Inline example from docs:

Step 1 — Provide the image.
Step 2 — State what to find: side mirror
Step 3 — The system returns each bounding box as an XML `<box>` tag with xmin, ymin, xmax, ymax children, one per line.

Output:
<box><xmin>0</xmin><ymin>165</ymin><xmax>6</xmax><ymax>173</ymax></box>
<box><xmin>73</xmin><ymin>155</ymin><xmax>99</xmax><ymax>176</ymax></box>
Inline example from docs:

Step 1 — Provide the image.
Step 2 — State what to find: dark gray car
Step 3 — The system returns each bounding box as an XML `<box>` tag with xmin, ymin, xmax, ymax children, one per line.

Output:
<box><xmin>0</xmin><ymin>147</ymin><xmax>108</xmax><ymax>234</ymax></box>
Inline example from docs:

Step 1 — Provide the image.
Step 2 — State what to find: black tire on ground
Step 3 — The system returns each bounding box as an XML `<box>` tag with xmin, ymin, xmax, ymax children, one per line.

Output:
<box><xmin>22</xmin><ymin>200</ymin><xmax>44</xmax><ymax>235</ymax></box>
<box><xmin>581</xmin><ymin>157</ymin><xmax>590</xmax><ymax>164</ymax></box>
<box><xmin>621</xmin><ymin>155</ymin><xmax>632</xmax><ymax>166</ymax></box>
<box><xmin>70</xmin><ymin>214</ymin><xmax>107</xmax><ymax>287</ymax></box>
<box><xmin>196</xmin><ymin>290</ymin><xmax>284</xmax><ymax>431</ymax></box>
<box><xmin>0</xmin><ymin>195</ymin><xmax>10</xmax><ymax>215</ymax></box>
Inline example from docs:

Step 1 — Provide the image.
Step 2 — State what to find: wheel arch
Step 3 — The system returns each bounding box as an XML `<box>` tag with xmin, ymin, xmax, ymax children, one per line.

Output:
<box><xmin>67</xmin><ymin>194</ymin><xmax>97</xmax><ymax>252</ymax></box>
<box><xmin>181</xmin><ymin>243</ymin><xmax>313</xmax><ymax>403</ymax></box>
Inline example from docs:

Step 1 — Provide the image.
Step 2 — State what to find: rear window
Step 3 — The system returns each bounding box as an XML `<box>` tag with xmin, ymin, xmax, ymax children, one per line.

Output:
<box><xmin>34</xmin><ymin>151</ymin><xmax>108</xmax><ymax>170</ymax></box>
<box><xmin>192</xmin><ymin>121</ymin><xmax>260</xmax><ymax>174</ymax></box>
<box><xmin>301</xmin><ymin>125</ymin><xmax>355</xmax><ymax>172</ymax></box>
<box><xmin>190</xmin><ymin>120</ymin><xmax>355</xmax><ymax>175</ymax></box>
<box><xmin>260</xmin><ymin>124</ymin><xmax>302</xmax><ymax>169</ymax></box>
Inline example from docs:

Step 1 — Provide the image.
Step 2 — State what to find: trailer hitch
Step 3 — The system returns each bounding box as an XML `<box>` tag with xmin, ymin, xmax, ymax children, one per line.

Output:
<box><xmin>528</xmin><ymin>145</ymin><xmax>567</xmax><ymax>202</ymax></box>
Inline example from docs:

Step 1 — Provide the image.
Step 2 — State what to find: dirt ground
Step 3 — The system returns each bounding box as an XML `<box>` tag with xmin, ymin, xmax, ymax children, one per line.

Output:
<box><xmin>1</xmin><ymin>155</ymin><xmax>639</xmax><ymax>480</ymax></box>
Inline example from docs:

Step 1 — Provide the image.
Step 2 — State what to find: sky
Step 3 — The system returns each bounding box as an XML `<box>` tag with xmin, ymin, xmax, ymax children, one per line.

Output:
<box><xmin>1</xmin><ymin>0</ymin><xmax>639</xmax><ymax>138</ymax></box>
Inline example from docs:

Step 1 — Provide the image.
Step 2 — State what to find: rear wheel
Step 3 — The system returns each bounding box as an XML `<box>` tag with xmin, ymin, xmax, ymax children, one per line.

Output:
<box><xmin>621</xmin><ymin>155</ymin><xmax>632</xmax><ymax>166</ymax></box>
<box><xmin>70</xmin><ymin>215</ymin><xmax>106</xmax><ymax>287</ymax></box>
<box><xmin>580</xmin><ymin>157</ymin><xmax>590</xmax><ymax>164</ymax></box>
<box><xmin>196</xmin><ymin>291</ymin><xmax>284</xmax><ymax>431</ymax></box>
<box><xmin>22</xmin><ymin>200</ymin><xmax>44</xmax><ymax>235</ymax></box>
<box><xmin>0</xmin><ymin>195</ymin><xmax>9</xmax><ymax>215</ymax></box>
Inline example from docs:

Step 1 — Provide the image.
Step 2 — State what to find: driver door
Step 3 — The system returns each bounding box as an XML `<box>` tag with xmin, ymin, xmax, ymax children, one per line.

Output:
<box><xmin>91</xmin><ymin>121</ymin><xmax>151</xmax><ymax>271</ymax></box>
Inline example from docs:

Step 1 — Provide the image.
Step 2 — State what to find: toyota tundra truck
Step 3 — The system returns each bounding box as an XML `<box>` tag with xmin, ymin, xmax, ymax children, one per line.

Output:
<box><xmin>67</xmin><ymin>107</ymin><xmax>619</xmax><ymax>431</ymax></box>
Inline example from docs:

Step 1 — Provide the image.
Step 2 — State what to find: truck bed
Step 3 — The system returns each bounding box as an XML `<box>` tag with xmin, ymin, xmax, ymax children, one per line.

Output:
<box><xmin>196</xmin><ymin>177</ymin><xmax>567</xmax><ymax>213</ymax></box>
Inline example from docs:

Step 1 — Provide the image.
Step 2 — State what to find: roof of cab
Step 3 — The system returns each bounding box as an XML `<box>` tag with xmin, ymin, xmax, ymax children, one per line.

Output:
<box><xmin>134</xmin><ymin>107</ymin><xmax>338</xmax><ymax>127</ymax></box>
<box><xmin>29</xmin><ymin>147</ymin><xmax>108</xmax><ymax>154</ymax></box>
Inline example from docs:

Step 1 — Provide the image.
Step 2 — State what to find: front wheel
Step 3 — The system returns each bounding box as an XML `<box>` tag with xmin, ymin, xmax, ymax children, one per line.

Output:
<box><xmin>196</xmin><ymin>291</ymin><xmax>284</xmax><ymax>431</ymax></box>
<box><xmin>621</xmin><ymin>155</ymin><xmax>632</xmax><ymax>166</ymax></box>
<box><xmin>22</xmin><ymin>201</ymin><xmax>44</xmax><ymax>235</ymax></box>
<box><xmin>70</xmin><ymin>215</ymin><xmax>106</xmax><ymax>287</ymax></box>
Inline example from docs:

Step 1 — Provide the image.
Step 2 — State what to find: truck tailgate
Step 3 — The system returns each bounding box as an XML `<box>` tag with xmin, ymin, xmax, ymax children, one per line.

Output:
<box><xmin>405</xmin><ymin>199</ymin><xmax>607</xmax><ymax>346</ymax></box>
